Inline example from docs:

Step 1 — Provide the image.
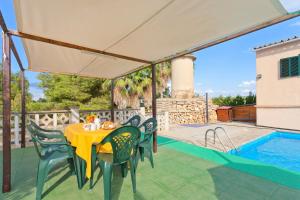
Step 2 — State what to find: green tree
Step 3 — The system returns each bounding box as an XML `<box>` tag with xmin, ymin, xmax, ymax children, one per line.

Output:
<box><xmin>104</xmin><ymin>62</ymin><xmax>171</xmax><ymax>109</ymax></box>
<box><xmin>36</xmin><ymin>73</ymin><xmax>110</xmax><ymax>110</ymax></box>
<box><xmin>245</xmin><ymin>92</ymin><xmax>256</xmax><ymax>104</ymax></box>
<box><xmin>213</xmin><ymin>93</ymin><xmax>256</xmax><ymax>107</ymax></box>
<box><xmin>0</xmin><ymin>63</ymin><xmax>32</xmax><ymax>112</ymax></box>
<box><xmin>231</xmin><ymin>95</ymin><xmax>245</xmax><ymax>106</ymax></box>
<box><xmin>212</xmin><ymin>96</ymin><xmax>233</xmax><ymax>106</ymax></box>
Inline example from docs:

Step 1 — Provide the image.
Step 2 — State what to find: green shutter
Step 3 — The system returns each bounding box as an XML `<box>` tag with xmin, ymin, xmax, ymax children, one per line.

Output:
<box><xmin>290</xmin><ymin>56</ymin><xmax>299</xmax><ymax>77</ymax></box>
<box><xmin>280</xmin><ymin>58</ymin><xmax>289</xmax><ymax>78</ymax></box>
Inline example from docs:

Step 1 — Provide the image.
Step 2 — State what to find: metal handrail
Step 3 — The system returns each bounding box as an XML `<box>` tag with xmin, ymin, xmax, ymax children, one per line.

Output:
<box><xmin>204</xmin><ymin>127</ymin><xmax>238</xmax><ymax>153</ymax></box>
<box><xmin>205</xmin><ymin>129</ymin><xmax>215</xmax><ymax>146</ymax></box>
<box><xmin>215</xmin><ymin>127</ymin><xmax>238</xmax><ymax>152</ymax></box>
<box><xmin>205</xmin><ymin>129</ymin><xmax>226</xmax><ymax>152</ymax></box>
<box><xmin>214</xmin><ymin>131</ymin><xmax>228</xmax><ymax>152</ymax></box>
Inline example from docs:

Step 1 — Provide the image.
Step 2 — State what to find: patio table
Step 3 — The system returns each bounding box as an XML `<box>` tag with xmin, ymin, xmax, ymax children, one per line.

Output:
<box><xmin>64</xmin><ymin>123</ymin><xmax>115</xmax><ymax>187</ymax></box>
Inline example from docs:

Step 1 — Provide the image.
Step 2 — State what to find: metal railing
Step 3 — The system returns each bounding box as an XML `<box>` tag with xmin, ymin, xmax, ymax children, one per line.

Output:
<box><xmin>205</xmin><ymin>127</ymin><xmax>238</xmax><ymax>153</ymax></box>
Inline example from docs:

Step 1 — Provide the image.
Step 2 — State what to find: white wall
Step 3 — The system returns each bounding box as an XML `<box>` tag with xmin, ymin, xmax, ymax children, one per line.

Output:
<box><xmin>256</xmin><ymin>39</ymin><xmax>300</xmax><ymax>130</ymax></box>
<box><xmin>257</xmin><ymin>108</ymin><xmax>300</xmax><ymax>130</ymax></box>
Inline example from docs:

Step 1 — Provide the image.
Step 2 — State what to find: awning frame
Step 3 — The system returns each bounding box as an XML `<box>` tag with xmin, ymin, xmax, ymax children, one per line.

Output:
<box><xmin>1</xmin><ymin>4</ymin><xmax>300</xmax><ymax>193</ymax></box>
<box><xmin>5</xmin><ymin>12</ymin><xmax>299</xmax><ymax>79</ymax></box>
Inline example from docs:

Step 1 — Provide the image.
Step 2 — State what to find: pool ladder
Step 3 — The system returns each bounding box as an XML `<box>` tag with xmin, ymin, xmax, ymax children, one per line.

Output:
<box><xmin>205</xmin><ymin>127</ymin><xmax>238</xmax><ymax>153</ymax></box>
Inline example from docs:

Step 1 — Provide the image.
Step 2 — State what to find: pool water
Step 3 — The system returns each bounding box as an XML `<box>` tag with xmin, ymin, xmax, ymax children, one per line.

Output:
<box><xmin>229</xmin><ymin>131</ymin><xmax>300</xmax><ymax>173</ymax></box>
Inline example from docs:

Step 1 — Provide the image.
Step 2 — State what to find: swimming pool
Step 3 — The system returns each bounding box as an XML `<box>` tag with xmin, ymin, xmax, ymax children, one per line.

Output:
<box><xmin>229</xmin><ymin>131</ymin><xmax>300</xmax><ymax>173</ymax></box>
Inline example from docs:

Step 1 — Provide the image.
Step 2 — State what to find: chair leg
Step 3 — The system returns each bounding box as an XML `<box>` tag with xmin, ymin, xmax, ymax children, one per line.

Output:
<box><xmin>149</xmin><ymin>148</ymin><xmax>154</xmax><ymax>168</ymax></box>
<box><xmin>134</xmin><ymin>154</ymin><xmax>139</xmax><ymax>171</ymax></box>
<box><xmin>74</xmin><ymin>155</ymin><xmax>82</xmax><ymax>189</ymax></box>
<box><xmin>120</xmin><ymin>163</ymin><xmax>128</xmax><ymax>178</ymax></box>
<box><xmin>139</xmin><ymin>147</ymin><xmax>144</xmax><ymax>162</ymax></box>
<box><xmin>89</xmin><ymin>169</ymin><xmax>94</xmax><ymax>189</ymax></box>
<box><xmin>36</xmin><ymin>160</ymin><xmax>50</xmax><ymax>200</ymax></box>
<box><xmin>101</xmin><ymin>161</ymin><xmax>113</xmax><ymax>200</ymax></box>
<box><xmin>70</xmin><ymin>156</ymin><xmax>80</xmax><ymax>189</ymax></box>
<box><xmin>90</xmin><ymin>146</ymin><xmax>97</xmax><ymax>189</ymax></box>
<box><xmin>80</xmin><ymin>159</ymin><xmax>87</xmax><ymax>186</ymax></box>
<box><xmin>129</xmin><ymin>159</ymin><xmax>136</xmax><ymax>193</ymax></box>
<box><xmin>72</xmin><ymin>147</ymin><xmax>83</xmax><ymax>189</ymax></box>
<box><xmin>67</xmin><ymin>158</ymin><xmax>75</xmax><ymax>174</ymax></box>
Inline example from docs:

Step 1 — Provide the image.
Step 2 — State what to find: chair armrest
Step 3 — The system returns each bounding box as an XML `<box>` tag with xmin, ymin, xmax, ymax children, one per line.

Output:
<box><xmin>45</xmin><ymin>133</ymin><xmax>65</xmax><ymax>139</ymax></box>
<box><xmin>121</xmin><ymin>121</ymin><xmax>129</xmax><ymax>126</ymax></box>
<box><xmin>38</xmin><ymin>127</ymin><xmax>64</xmax><ymax>135</ymax></box>
<box><xmin>40</xmin><ymin>144</ymin><xmax>71</xmax><ymax>156</ymax></box>
<box><xmin>36</xmin><ymin>130</ymin><xmax>66</xmax><ymax>140</ymax></box>
<box><xmin>37</xmin><ymin>136</ymin><xmax>68</xmax><ymax>146</ymax></box>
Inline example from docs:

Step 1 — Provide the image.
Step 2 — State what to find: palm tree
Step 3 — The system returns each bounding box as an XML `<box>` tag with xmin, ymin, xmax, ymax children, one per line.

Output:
<box><xmin>104</xmin><ymin>62</ymin><xmax>171</xmax><ymax>109</ymax></box>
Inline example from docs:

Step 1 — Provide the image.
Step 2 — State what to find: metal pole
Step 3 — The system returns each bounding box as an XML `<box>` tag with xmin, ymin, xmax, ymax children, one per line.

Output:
<box><xmin>111</xmin><ymin>79</ymin><xmax>115</xmax><ymax>122</ymax></box>
<box><xmin>152</xmin><ymin>64</ymin><xmax>157</xmax><ymax>153</ymax></box>
<box><xmin>205</xmin><ymin>92</ymin><xmax>209</xmax><ymax>124</ymax></box>
<box><xmin>20</xmin><ymin>70</ymin><xmax>26</xmax><ymax>148</ymax></box>
<box><xmin>2</xmin><ymin>32</ymin><xmax>11</xmax><ymax>193</ymax></box>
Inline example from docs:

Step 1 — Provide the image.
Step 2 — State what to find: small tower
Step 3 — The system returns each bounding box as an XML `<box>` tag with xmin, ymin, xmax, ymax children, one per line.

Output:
<box><xmin>171</xmin><ymin>54</ymin><xmax>196</xmax><ymax>98</ymax></box>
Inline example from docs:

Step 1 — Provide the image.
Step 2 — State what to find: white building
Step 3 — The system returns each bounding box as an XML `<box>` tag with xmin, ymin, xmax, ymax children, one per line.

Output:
<box><xmin>254</xmin><ymin>36</ymin><xmax>300</xmax><ymax>130</ymax></box>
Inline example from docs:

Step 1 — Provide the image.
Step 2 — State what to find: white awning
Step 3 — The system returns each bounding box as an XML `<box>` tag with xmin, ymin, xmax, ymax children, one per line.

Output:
<box><xmin>13</xmin><ymin>0</ymin><xmax>288</xmax><ymax>79</ymax></box>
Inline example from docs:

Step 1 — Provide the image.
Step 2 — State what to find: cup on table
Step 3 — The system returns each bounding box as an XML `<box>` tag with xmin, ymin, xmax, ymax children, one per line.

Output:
<box><xmin>90</xmin><ymin>123</ymin><xmax>97</xmax><ymax>131</ymax></box>
<box><xmin>83</xmin><ymin>124</ymin><xmax>91</xmax><ymax>131</ymax></box>
<box><xmin>96</xmin><ymin>123</ymin><xmax>101</xmax><ymax>130</ymax></box>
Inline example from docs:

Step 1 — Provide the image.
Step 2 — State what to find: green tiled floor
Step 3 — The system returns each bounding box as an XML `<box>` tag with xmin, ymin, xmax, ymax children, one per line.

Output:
<box><xmin>1</xmin><ymin>137</ymin><xmax>300</xmax><ymax>200</ymax></box>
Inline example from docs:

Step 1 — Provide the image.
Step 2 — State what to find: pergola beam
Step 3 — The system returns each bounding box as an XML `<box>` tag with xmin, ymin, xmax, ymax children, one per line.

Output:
<box><xmin>2</xmin><ymin>32</ymin><xmax>12</xmax><ymax>193</ymax></box>
<box><xmin>111</xmin><ymin>79</ymin><xmax>115</xmax><ymax>122</ymax></box>
<box><xmin>1</xmin><ymin>11</ymin><xmax>26</xmax><ymax>192</ymax></box>
<box><xmin>10</xmin><ymin>41</ymin><xmax>24</xmax><ymax>71</ymax></box>
<box><xmin>151</xmin><ymin>64</ymin><xmax>157</xmax><ymax>153</ymax></box>
<box><xmin>0</xmin><ymin>11</ymin><xmax>8</xmax><ymax>32</ymax></box>
<box><xmin>7</xmin><ymin>30</ymin><xmax>152</xmax><ymax>65</ymax></box>
<box><xmin>0</xmin><ymin>11</ymin><xmax>24</xmax><ymax>71</ymax></box>
<box><xmin>20</xmin><ymin>70</ymin><xmax>26</xmax><ymax>148</ymax></box>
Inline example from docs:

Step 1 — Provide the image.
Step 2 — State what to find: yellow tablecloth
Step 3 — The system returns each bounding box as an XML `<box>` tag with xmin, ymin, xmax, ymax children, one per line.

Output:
<box><xmin>64</xmin><ymin>123</ymin><xmax>114</xmax><ymax>178</ymax></box>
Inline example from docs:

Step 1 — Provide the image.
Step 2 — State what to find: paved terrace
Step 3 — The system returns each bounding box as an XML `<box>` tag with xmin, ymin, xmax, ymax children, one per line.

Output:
<box><xmin>159</xmin><ymin>122</ymin><xmax>276</xmax><ymax>151</ymax></box>
<box><xmin>1</xmin><ymin>136</ymin><xmax>300</xmax><ymax>200</ymax></box>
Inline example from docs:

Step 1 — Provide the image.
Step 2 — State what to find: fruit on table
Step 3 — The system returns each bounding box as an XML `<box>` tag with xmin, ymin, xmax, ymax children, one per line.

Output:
<box><xmin>101</xmin><ymin>121</ymin><xmax>115</xmax><ymax>129</ymax></box>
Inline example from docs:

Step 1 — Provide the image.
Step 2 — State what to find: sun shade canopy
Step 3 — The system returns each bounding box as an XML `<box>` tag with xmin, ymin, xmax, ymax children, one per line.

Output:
<box><xmin>13</xmin><ymin>0</ymin><xmax>288</xmax><ymax>79</ymax></box>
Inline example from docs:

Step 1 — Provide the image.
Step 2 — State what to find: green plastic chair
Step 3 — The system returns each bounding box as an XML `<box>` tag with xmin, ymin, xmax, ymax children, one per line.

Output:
<box><xmin>27</xmin><ymin>121</ymin><xmax>77</xmax><ymax>200</ymax></box>
<box><xmin>137</xmin><ymin>118</ymin><xmax>157</xmax><ymax>168</ymax></box>
<box><xmin>121</xmin><ymin>115</ymin><xmax>141</xmax><ymax>127</ymax></box>
<box><xmin>90</xmin><ymin>126</ymin><xmax>141</xmax><ymax>200</ymax></box>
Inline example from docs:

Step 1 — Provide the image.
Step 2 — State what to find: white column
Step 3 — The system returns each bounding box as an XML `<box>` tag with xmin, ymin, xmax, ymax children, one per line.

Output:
<box><xmin>70</xmin><ymin>107</ymin><xmax>80</xmax><ymax>123</ymax></box>
<box><xmin>35</xmin><ymin>114</ymin><xmax>39</xmax><ymax>125</ymax></box>
<box><xmin>164</xmin><ymin>112</ymin><xmax>169</xmax><ymax>131</ymax></box>
<box><xmin>53</xmin><ymin>113</ymin><xmax>57</xmax><ymax>128</ymax></box>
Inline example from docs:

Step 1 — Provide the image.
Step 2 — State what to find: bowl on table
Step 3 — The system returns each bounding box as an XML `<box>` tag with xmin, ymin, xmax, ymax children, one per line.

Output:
<box><xmin>101</xmin><ymin>121</ymin><xmax>115</xmax><ymax>130</ymax></box>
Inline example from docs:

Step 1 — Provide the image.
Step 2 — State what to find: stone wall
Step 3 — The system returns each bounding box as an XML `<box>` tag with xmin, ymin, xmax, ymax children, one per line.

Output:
<box><xmin>156</xmin><ymin>97</ymin><xmax>217</xmax><ymax>124</ymax></box>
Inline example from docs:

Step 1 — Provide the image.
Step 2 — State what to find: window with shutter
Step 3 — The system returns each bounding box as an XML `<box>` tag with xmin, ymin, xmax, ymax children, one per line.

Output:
<box><xmin>279</xmin><ymin>55</ymin><xmax>299</xmax><ymax>78</ymax></box>
<box><xmin>290</xmin><ymin>56</ymin><xmax>299</xmax><ymax>77</ymax></box>
<box><xmin>280</xmin><ymin>58</ymin><xmax>289</xmax><ymax>78</ymax></box>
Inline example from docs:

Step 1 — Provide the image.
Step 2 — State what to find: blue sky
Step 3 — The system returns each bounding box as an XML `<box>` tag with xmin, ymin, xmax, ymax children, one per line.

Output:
<box><xmin>1</xmin><ymin>0</ymin><xmax>300</xmax><ymax>99</ymax></box>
